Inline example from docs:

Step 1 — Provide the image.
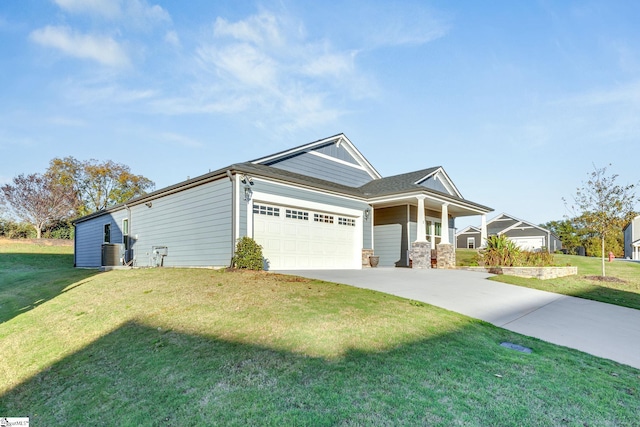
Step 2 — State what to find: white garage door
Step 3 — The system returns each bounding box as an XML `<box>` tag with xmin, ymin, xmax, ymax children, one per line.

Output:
<box><xmin>253</xmin><ymin>203</ymin><xmax>358</xmax><ymax>270</ymax></box>
<box><xmin>510</xmin><ymin>236</ymin><xmax>545</xmax><ymax>251</ymax></box>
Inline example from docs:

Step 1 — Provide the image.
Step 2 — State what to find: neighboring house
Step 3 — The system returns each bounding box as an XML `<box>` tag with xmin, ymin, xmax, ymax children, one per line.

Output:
<box><xmin>456</xmin><ymin>213</ymin><xmax>561</xmax><ymax>253</ymax></box>
<box><xmin>73</xmin><ymin>134</ymin><xmax>493</xmax><ymax>270</ymax></box>
<box><xmin>623</xmin><ymin>216</ymin><xmax>640</xmax><ymax>260</ymax></box>
<box><xmin>455</xmin><ymin>226</ymin><xmax>482</xmax><ymax>249</ymax></box>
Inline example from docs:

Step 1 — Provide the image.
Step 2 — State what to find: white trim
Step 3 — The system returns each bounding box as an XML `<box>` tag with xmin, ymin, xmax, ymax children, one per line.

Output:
<box><xmin>252</xmin><ymin>176</ymin><xmax>365</xmax><ymax>205</ymax></box>
<box><xmin>234</xmin><ymin>174</ymin><xmax>240</xmax><ymax>243</ymax></box>
<box><xmin>414</xmin><ymin>167</ymin><xmax>463</xmax><ymax>199</ymax></box>
<box><xmin>309</xmin><ymin>150</ymin><xmax>367</xmax><ymax>171</ymax></box>
<box><xmin>251</xmin><ymin>134</ymin><xmax>381</xmax><ymax>180</ymax></box>
<box><xmin>247</xmin><ymin>197</ymin><xmax>254</xmax><ymax>238</ymax></box>
<box><xmin>368</xmin><ymin>192</ymin><xmax>490</xmax><ymax>215</ymax></box>
<box><xmin>251</xmin><ymin>191</ymin><xmax>362</xmax><ymax>217</ymax></box>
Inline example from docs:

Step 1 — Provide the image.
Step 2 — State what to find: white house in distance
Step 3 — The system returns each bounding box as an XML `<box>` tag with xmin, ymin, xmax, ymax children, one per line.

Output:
<box><xmin>73</xmin><ymin>134</ymin><xmax>493</xmax><ymax>270</ymax></box>
<box><xmin>456</xmin><ymin>213</ymin><xmax>561</xmax><ymax>253</ymax></box>
<box><xmin>623</xmin><ymin>216</ymin><xmax>640</xmax><ymax>260</ymax></box>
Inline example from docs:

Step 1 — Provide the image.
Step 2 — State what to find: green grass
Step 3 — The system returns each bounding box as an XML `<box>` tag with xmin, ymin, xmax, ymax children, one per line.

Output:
<box><xmin>484</xmin><ymin>253</ymin><xmax>640</xmax><ymax>310</ymax></box>
<box><xmin>1</xmin><ymin>243</ymin><xmax>640</xmax><ymax>426</ymax></box>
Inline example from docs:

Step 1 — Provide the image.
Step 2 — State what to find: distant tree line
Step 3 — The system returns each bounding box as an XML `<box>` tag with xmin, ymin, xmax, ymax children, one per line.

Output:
<box><xmin>0</xmin><ymin>157</ymin><xmax>154</xmax><ymax>239</ymax></box>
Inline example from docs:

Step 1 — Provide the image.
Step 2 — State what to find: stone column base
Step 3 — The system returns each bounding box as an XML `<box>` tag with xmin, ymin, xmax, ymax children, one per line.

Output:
<box><xmin>362</xmin><ymin>249</ymin><xmax>374</xmax><ymax>268</ymax></box>
<box><xmin>436</xmin><ymin>243</ymin><xmax>455</xmax><ymax>269</ymax></box>
<box><xmin>410</xmin><ymin>241</ymin><xmax>431</xmax><ymax>269</ymax></box>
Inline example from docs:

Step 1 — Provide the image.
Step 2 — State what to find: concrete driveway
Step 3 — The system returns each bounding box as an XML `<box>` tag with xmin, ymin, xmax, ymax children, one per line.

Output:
<box><xmin>279</xmin><ymin>268</ymin><xmax>640</xmax><ymax>370</ymax></box>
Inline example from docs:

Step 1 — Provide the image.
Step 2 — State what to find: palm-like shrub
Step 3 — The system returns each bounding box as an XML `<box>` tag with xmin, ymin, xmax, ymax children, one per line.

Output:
<box><xmin>482</xmin><ymin>234</ymin><xmax>521</xmax><ymax>266</ymax></box>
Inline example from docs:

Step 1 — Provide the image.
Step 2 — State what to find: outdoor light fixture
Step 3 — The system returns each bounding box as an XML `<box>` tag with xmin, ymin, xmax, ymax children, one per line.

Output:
<box><xmin>364</xmin><ymin>208</ymin><xmax>370</xmax><ymax>220</ymax></box>
<box><xmin>244</xmin><ymin>185</ymin><xmax>253</xmax><ymax>202</ymax></box>
<box><xmin>145</xmin><ymin>202</ymin><xmax>152</xmax><ymax>208</ymax></box>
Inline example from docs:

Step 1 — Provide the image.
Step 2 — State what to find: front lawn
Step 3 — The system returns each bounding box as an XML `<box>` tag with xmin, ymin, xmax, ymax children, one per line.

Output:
<box><xmin>1</xmin><ymin>243</ymin><xmax>639</xmax><ymax>426</ymax></box>
<box><xmin>481</xmin><ymin>253</ymin><xmax>640</xmax><ymax>310</ymax></box>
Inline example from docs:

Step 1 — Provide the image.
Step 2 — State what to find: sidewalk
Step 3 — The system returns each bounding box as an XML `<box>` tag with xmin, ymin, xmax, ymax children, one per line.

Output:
<box><xmin>279</xmin><ymin>268</ymin><xmax>640</xmax><ymax>370</ymax></box>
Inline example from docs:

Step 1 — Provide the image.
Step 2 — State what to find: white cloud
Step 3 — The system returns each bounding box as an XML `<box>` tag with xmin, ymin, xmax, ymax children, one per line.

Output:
<box><xmin>179</xmin><ymin>11</ymin><xmax>375</xmax><ymax>132</ymax></box>
<box><xmin>30</xmin><ymin>25</ymin><xmax>130</xmax><ymax>67</ymax></box>
<box><xmin>158</xmin><ymin>132</ymin><xmax>204</xmax><ymax>148</ymax></box>
<box><xmin>53</xmin><ymin>0</ymin><xmax>171</xmax><ymax>28</ymax></box>
<box><xmin>54</xmin><ymin>0</ymin><xmax>120</xmax><ymax>18</ymax></box>
<box><xmin>164</xmin><ymin>30</ymin><xmax>180</xmax><ymax>47</ymax></box>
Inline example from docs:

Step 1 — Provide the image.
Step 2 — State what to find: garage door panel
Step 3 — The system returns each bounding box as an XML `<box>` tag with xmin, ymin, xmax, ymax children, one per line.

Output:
<box><xmin>254</xmin><ymin>203</ymin><xmax>357</xmax><ymax>270</ymax></box>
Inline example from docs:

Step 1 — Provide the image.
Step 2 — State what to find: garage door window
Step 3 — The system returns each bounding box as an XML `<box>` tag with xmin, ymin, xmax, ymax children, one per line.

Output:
<box><xmin>254</xmin><ymin>205</ymin><xmax>280</xmax><ymax>216</ymax></box>
<box><xmin>338</xmin><ymin>217</ymin><xmax>355</xmax><ymax>227</ymax></box>
<box><xmin>314</xmin><ymin>213</ymin><xmax>334</xmax><ymax>223</ymax></box>
<box><xmin>286</xmin><ymin>209</ymin><xmax>308</xmax><ymax>220</ymax></box>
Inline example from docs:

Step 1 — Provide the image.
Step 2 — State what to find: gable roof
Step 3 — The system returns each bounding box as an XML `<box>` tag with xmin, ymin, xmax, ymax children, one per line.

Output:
<box><xmin>456</xmin><ymin>225</ymin><xmax>481</xmax><ymax>236</ymax></box>
<box><xmin>413</xmin><ymin>167</ymin><xmax>463</xmax><ymax>198</ymax></box>
<box><xmin>487</xmin><ymin>213</ymin><xmax>556</xmax><ymax>237</ymax></box>
<box><xmin>251</xmin><ymin>133</ymin><xmax>382</xmax><ymax>181</ymax></box>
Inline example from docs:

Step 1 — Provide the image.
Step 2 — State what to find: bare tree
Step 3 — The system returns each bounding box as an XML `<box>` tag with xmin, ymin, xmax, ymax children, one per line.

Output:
<box><xmin>565</xmin><ymin>164</ymin><xmax>638</xmax><ymax>277</ymax></box>
<box><xmin>1</xmin><ymin>173</ymin><xmax>77</xmax><ymax>239</ymax></box>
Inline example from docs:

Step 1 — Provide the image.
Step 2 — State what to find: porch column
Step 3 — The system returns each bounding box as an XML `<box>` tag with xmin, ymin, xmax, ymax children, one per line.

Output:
<box><xmin>416</xmin><ymin>195</ymin><xmax>427</xmax><ymax>242</ymax></box>
<box><xmin>411</xmin><ymin>195</ymin><xmax>431</xmax><ymax>269</ymax></box>
<box><xmin>440</xmin><ymin>203</ymin><xmax>450</xmax><ymax>244</ymax></box>
<box><xmin>480</xmin><ymin>214</ymin><xmax>488</xmax><ymax>248</ymax></box>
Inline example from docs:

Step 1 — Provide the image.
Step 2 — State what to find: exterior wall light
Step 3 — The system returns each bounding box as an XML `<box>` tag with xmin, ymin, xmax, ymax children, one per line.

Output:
<box><xmin>364</xmin><ymin>208</ymin><xmax>371</xmax><ymax>220</ymax></box>
<box><xmin>244</xmin><ymin>186</ymin><xmax>253</xmax><ymax>202</ymax></box>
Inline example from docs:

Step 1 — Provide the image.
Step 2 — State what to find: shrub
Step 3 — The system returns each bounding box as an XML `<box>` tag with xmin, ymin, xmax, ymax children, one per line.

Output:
<box><xmin>482</xmin><ymin>235</ymin><xmax>521</xmax><ymax>266</ymax></box>
<box><xmin>481</xmin><ymin>235</ymin><xmax>556</xmax><ymax>267</ymax></box>
<box><xmin>231</xmin><ymin>237</ymin><xmax>264</xmax><ymax>270</ymax></box>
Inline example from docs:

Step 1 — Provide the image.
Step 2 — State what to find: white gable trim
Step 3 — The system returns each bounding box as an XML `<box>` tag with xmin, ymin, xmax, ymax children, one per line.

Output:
<box><xmin>252</xmin><ymin>134</ymin><xmax>381</xmax><ymax>180</ymax></box>
<box><xmin>414</xmin><ymin>167</ymin><xmax>463</xmax><ymax>198</ymax></box>
<box><xmin>456</xmin><ymin>225</ymin><xmax>481</xmax><ymax>236</ymax></box>
<box><xmin>309</xmin><ymin>150</ymin><xmax>367</xmax><ymax>171</ymax></box>
<box><xmin>490</xmin><ymin>213</ymin><xmax>550</xmax><ymax>235</ymax></box>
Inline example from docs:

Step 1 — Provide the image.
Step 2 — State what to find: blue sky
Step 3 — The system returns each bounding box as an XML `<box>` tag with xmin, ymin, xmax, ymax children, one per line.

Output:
<box><xmin>1</xmin><ymin>0</ymin><xmax>639</xmax><ymax>228</ymax></box>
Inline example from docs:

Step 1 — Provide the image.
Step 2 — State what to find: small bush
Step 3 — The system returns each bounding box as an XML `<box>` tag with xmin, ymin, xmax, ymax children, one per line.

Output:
<box><xmin>231</xmin><ymin>237</ymin><xmax>264</xmax><ymax>270</ymax></box>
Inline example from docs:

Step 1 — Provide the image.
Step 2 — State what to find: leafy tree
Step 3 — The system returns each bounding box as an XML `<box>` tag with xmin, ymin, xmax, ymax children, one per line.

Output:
<box><xmin>565</xmin><ymin>164</ymin><xmax>639</xmax><ymax>277</ymax></box>
<box><xmin>541</xmin><ymin>219</ymin><xmax>582</xmax><ymax>254</ymax></box>
<box><xmin>0</xmin><ymin>173</ymin><xmax>77</xmax><ymax>239</ymax></box>
<box><xmin>47</xmin><ymin>157</ymin><xmax>155</xmax><ymax>215</ymax></box>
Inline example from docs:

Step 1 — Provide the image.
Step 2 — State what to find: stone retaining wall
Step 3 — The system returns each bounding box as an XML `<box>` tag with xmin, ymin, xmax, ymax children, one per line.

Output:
<box><xmin>465</xmin><ymin>266</ymin><xmax>578</xmax><ymax>280</ymax></box>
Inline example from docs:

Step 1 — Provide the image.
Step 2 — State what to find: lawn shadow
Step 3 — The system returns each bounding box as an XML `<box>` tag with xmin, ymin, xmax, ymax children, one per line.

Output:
<box><xmin>567</xmin><ymin>279</ymin><xmax>640</xmax><ymax>311</ymax></box>
<box><xmin>0</xmin><ymin>253</ymin><xmax>100</xmax><ymax>323</ymax></box>
<box><xmin>2</xmin><ymin>320</ymin><xmax>639</xmax><ymax>426</ymax></box>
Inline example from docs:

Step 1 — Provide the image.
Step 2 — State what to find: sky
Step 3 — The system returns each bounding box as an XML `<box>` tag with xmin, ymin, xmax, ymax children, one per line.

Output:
<box><xmin>1</xmin><ymin>0</ymin><xmax>640</xmax><ymax>229</ymax></box>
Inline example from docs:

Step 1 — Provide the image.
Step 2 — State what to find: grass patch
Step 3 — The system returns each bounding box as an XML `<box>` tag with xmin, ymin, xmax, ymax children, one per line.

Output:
<box><xmin>487</xmin><ymin>254</ymin><xmax>640</xmax><ymax>310</ymax></box>
<box><xmin>1</xmin><ymin>243</ymin><xmax>639</xmax><ymax>425</ymax></box>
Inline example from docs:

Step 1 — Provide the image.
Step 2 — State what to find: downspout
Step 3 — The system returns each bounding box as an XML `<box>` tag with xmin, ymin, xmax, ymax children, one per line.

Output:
<box><xmin>124</xmin><ymin>203</ymin><xmax>132</xmax><ymax>265</ymax></box>
<box><xmin>226</xmin><ymin>170</ymin><xmax>236</xmax><ymax>267</ymax></box>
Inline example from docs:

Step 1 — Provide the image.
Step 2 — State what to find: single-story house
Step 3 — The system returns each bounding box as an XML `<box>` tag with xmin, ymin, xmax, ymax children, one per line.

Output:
<box><xmin>623</xmin><ymin>216</ymin><xmax>640</xmax><ymax>260</ymax></box>
<box><xmin>73</xmin><ymin>134</ymin><xmax>493</xmax><ymax>270</ymax></box>
<box><xmin>456</xmin><ymin>213</ymin><xmax>561</xmax><ymax>253</ymax></box>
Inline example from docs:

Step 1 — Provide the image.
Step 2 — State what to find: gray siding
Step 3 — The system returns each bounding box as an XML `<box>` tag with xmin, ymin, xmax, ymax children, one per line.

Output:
<box><xmin>253</xmin><ymin>180</ymin><xmax>372</xmax><ymax>249</ymax></box>
<box><xmin>265</xmin><ymin>152</ymin><xmax>372</xmax><ymax>187</ymax></box>
<box><xmin>419</xmin><ymin>176</ymin><xmax>450</xmax><ymax>194</ymax></box>
<box><xmin>374</xmin><ymin>224</ymin><xmax>403</xmax><ymax>267</ymax></box>
<box><xmin>624</xmin><ymin>217</ymin><xmax>640</xmax><ymax>259</ymax></box>
<box><xmin>457</xmin><ymin>231</ymin><xmax>481</xmax><ymax>249</ymax></box>
<box><xmin>374</xmin><ymin>206</ymin><xmax>409</xmax><ymax>267</ymax></box>
<box><xmin>315</xmin><ymin>142</ymin><xmax>359</xmax><ymax>165</ymax></box>
<box><xmin>75</xmin><ymin>178</ymin><xmax>233</xmax><ymax>268</ymax></box>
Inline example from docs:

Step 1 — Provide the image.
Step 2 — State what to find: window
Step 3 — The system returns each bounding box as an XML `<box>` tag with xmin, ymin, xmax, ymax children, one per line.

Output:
<box><xmin>314</xmin><ymin>213</ymin><xmax>334</xmax><ymax>223</ymax></box>
<box><xmin>467</xmin><ymin>237</ymin><xmax>475</xmax><ymax>249</ymax></box>
<box><xmin>286</xmin><ymin>209</ymin><xmax>308</xmax><ymax>220</ymax></box>
<box><xmin>338</xmin><ymin>217</ymin><xmax>355</xmax><ymax>227</ymax></box>
<box><xmin>104</xmin><ymin>224</ymin><xmax>111</xmax><ymax>243</ymax></box>
<box><xmin>253</xmin><ymin>205</ymin><xmax>280</xmax><ymax>216</ymax></box>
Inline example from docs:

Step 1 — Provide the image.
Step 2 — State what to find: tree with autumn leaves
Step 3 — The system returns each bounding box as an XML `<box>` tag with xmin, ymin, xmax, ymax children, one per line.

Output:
<box><xmin>1</xmin><ymin>157</ymin><xmax>154</xmax><ymax>238</ymax></box>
